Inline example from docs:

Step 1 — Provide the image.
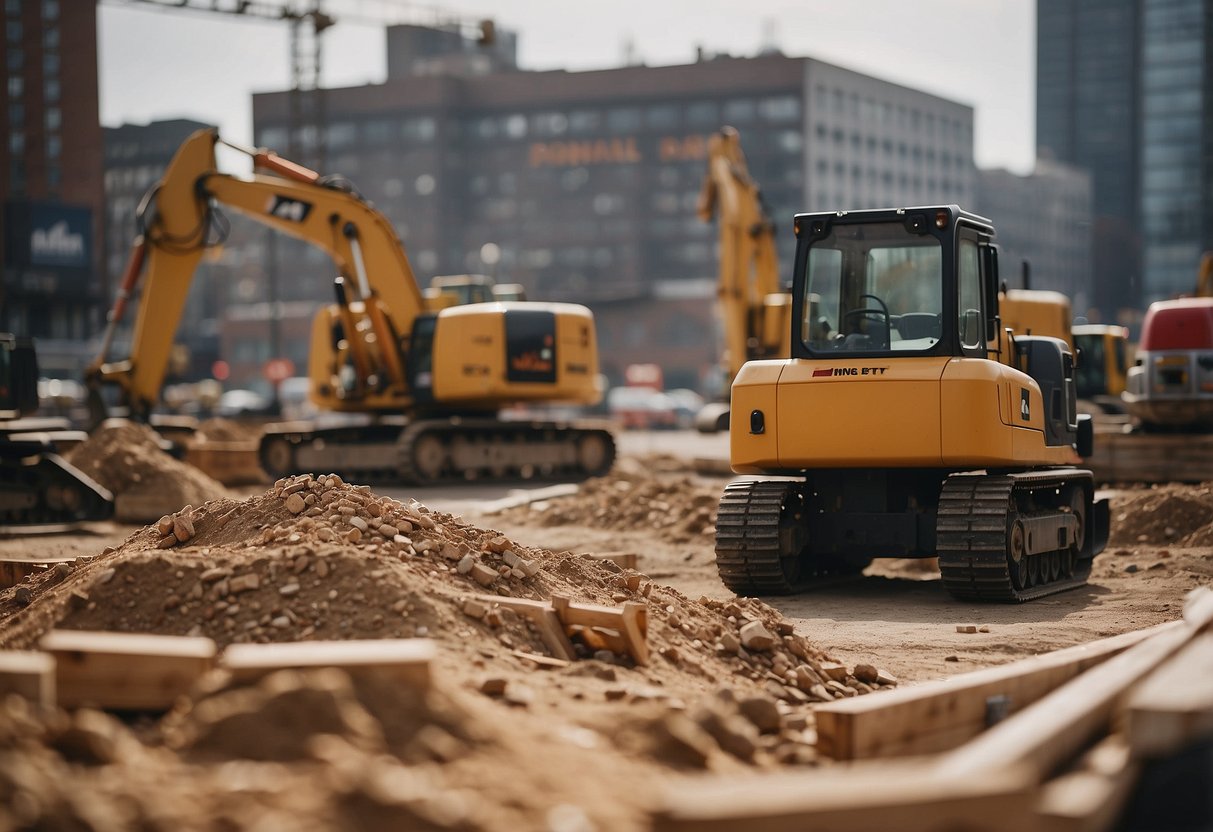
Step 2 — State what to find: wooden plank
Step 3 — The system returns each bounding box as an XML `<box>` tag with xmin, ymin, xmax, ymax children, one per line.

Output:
<box><xmin>221</xmin><ymin>639</ymin><xmax>434</xmax><ymax>688</ymax></box>
<box><xmin>934</xmin><ymin>588</ymin><xmax>1213</xmax><ymax>784</ymax></box>
<box><xmin>473</xmin><ymin>596</ymin><xmax>577</xmax><ymax>661</ymax></box>
<box><xmin>0</xmin><ymin>650</ymin><xmax>55</xmax><ymax>708</ymax></box>
<box><xmin>1087</xmin><ymin>431</ymin><xmax>1213</xmax><ymax>484</ymax></box>
<box><xmin>652</xmin><ymin>761</ymin><xmax>1035</xmax><ymax>832</ymax></box>
<box><xmin>552</xmin><ymin>595</ymin><xmax>649</xmax><ymax>665</ymax></box>
<box><xmin>1036</xmin><ymin>736</ymin><xmax>1139</xmax><ymax>832</ymax></box>
<box><xmin>40</xmin><ymin>630</ymin><xmax>217</xmax><ymax>711</ymax></box>
<box><xmin>816</xmin><ymin>622</ymin><xmax>1180</xmax><ymax>760</ymax></box>
<box><xmin>0</xmin><ymin>557</ymin><xmax>75</xmax><ymax>590</ymax></box>
<box><xmin>1124</xmin><ymin>631</ymin><xmax>1213</xmax><ymax>759</ymax></box>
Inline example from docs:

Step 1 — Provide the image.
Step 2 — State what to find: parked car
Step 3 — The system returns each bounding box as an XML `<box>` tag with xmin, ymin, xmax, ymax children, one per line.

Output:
<box><xmin>216</xmin><ymin>388</ymin><xmax>273</xmax><ymax>418</ymax></box>
<box><xmin>606</xmin><ymin>386</ymin><xmax>679</xmax><ymax>430</ymax></box>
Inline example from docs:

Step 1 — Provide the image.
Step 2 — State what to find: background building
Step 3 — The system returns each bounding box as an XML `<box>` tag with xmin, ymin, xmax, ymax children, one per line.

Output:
<box><xmin>0</xmin><ymin>0</ymin><xmax>104</xmax><ymax>376</ymax></box>
<box><xmin>1037</xmin><ymin>0</ymin><xmax>1212</xmax><ymax>319</ymax></box>
<box><xmin>975</xmin><ymin>160</ymin><xmax>1094</xmax><ymax>315</ymax></box>
<box><xmin>236</xmin><ymin>26</ymin><xmax>976</xmax><ymax>391</ymax></box>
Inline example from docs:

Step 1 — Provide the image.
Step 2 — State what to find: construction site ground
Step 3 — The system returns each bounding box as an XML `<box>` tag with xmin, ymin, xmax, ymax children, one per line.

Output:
<box><xmin>1</xmin><ymin>427</ymin><xmax>1210</xmax><ymax>829</ymax></box>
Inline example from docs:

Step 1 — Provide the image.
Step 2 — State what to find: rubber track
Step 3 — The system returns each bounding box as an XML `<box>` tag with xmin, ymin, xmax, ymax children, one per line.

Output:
<box><xmin>714</xmin><ymin>479</ymin><xmax>866</xmax><ymax>596</ymax></box>
<box><xmin>396</xmin><ymin>419</ymin><xmax>616</xmax><ymax>485</ymax></box>
<box><xmin>0</xmin><ymin>454</ymin><xmax>113</xmax><ymax>531</ymax></box>
<box><xmin>937</xmin><ymin>471</ymin><xmax>1092</xmax><ymax>603</ymax></box>
<box><xmin>715</xmin><ymin>479</ymin><xmax>799</xmax><ymax>595</ymax></box>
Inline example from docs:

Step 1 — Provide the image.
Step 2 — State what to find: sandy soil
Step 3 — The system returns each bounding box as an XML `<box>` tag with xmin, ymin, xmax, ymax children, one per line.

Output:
<box><xmin>0</xmin><ymin>449</ymin><xmax>1208</xmax><ymax>829</ymax></box>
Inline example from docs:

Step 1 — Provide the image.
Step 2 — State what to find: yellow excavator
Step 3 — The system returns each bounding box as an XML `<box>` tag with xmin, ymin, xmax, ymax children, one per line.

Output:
<box><xmin>717</xmin><ymin>206</ymin><xmax>1108</xmax><ymax>603</ymax></box>
<box><xmin>695</xmin><ymin>127</ymin><xmax>791</xmax><ymax>433</ymax></box>
<box><xmin>86</xmin><ymin>129</ymin><xmax>614</xmax><ymax>483</ymax></box>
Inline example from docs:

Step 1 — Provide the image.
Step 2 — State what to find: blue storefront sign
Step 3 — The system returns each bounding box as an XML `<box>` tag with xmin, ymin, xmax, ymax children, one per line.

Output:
<box><xmin>4</xmin><ymin>200</ymin><xmax>93</xmax><ymax>270</ymax></box>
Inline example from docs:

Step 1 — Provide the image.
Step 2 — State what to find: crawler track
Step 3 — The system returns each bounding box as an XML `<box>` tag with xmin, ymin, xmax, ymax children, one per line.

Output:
<box><xmin>0</xmin><ymin>450</ymin><xmax>114</xmax><ymax>532</ymax></box>
<box><xmin>937</xmin><ymin>470</ymin><xmax>1094</xmax><ymax>603</ymax></box>
<box><xmin>714</xmin><ymin>479</ymin><xmax>865</xmax><ymax>596</ymax></box>
<box><xmin>396</xmin><ymin>419</ymin><xmax>617</xmax><ymax>485</ymax></box>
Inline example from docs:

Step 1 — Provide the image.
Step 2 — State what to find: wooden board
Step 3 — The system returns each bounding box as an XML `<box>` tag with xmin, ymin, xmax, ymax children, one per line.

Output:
<box><xmin>40</xmin><ymin>630</ymin><xmax>217</xmax><ymax>711</ymax></box>
<box><xmin>220</xmin><ymin>638</ymin><xmax>434</xmax><ymax>688</ymax></box>
<box><xmin>934</xmin><ymin>588</ymin><xmax>1213</xmax><ymax>784</ymax></box>
<box><xmin>653</xmin><ymin>760</ymin><xmax>1035</xmax><ymax>832</ymax></box>
<box><xmin>0</xmin><ymin>650</ymin><xmax>55</xmax><ymax>707</ymax></box>
<box><xmin>1124</xmin><ymin>631</ymin><xmax>1213</xmax><ymax>759</ymax></box>
<box><xmin>1087</xmin><ymin>431</ymin><xmax>1213</xmax><ymax>484</ymax></box>
<box><xmin>816</xmin><ymin>622</ymin><xmax>1179</xmax><ymax>760</ymax></box>
<box><xmin>552</xmin><ymin>595</ymin><xmax>649</xmax><ymax>666</ymax></box>
<box><xmin>474</xmin><ymin>596</ymin><xmax>577</xmax><ymax>661</ymax></box>
<box><xmin>1036</xmin><ymin>736</ymin><xmax>1139</xmax><ymax>832</ymax></box>
<box><xmin>0</xmin><ymin>557</ymin><xmax>76</xmax><ymax>590</ymax></box>
<box><xmin>185</xmin><ymin>440</ymin><xmax>267</xmax><ymax>486</ymax></box>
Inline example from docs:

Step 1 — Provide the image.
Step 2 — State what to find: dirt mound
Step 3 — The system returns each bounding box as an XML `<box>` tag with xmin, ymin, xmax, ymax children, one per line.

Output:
<box><xmin>498</xmin><ymin>458</ymin><xmax>721</xmax><ymax>544</ymax></box>
<box><xmin>195</xmin><ymin>418</ymin><xmax>261</xmax><ymax>442</ymax></box>
<box><xmin>0</xmin><ymin>474</ymin><xmax>899</xmax><ymax>828</ymax></box>
<box><xmin>66</xmin><ymin>420</ymin><xmax>229</xmax><ymax>522</ymax></box>
<box><xmin>1109</xmin><ymin>482</ymin><xmax>1213</xmax><ymax>546</ymax></box>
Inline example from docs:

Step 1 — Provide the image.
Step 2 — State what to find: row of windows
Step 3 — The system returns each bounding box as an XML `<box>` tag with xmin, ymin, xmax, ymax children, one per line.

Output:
<box><xmin>6</xmin><ymin>101</ymin><xmax>58</xmax><ymax>128</ymax></box>
<box><xmin>811</xmin><ymin>126</ymin><xmax>971</xmax><ymax>168</ymax></box>
<box><xmin>257</xmin><ymin>97</ymin><xmax>805</xmax><ymax>151</ymax></box>
<box><xmin>7</xmin><ymin>131</ymin><xmax>60</xmax><ymax>157</ymax></box>
<box><xmin>813</xmin><ymin>86</ymin><xmax>969</xmax><ymax>141</ymax></box>
<box><xmin>5</xmin><ymin>0</ymin><xmax>59</xmax><ymax>19</ymax></box>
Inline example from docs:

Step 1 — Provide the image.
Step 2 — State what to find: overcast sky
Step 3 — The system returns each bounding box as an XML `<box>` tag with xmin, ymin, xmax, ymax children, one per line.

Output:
<box><xmin>98</xmin><ymin>0</ymin><xmax>1036</xmax><ymax>173</ymax></box>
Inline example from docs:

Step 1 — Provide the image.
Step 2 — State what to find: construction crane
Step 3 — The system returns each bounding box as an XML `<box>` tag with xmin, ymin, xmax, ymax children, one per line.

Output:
<box><xmin>104</xmin><ymin>1</ymin><xmax>496</xmax><ymax>169</ymax></box>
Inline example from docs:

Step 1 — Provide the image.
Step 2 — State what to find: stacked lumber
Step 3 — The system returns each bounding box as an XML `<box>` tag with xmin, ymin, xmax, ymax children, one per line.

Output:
<box><xmin>653</xmin><ymin>587</ymin><xmax>1213</xmax><ymax>832</ymax></box>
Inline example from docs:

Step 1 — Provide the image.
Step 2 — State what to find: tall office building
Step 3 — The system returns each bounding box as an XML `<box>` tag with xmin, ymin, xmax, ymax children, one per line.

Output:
<box><xmin>1037</xmin><ymin>0</ymin><xmax>1212</xmax><ymax>317</ymax></box>
<box><xmin>238</xmin><ymin>26</ymin><xmax>976</xmax><ymax>390</ymax></box>
<box><xmin>0</xmin><ymin>0</ymin><xmax>105</xmax><ymax>375</ymax></box>
<box><xmin>1138</xmin><ymin>0</ymin><xmax>1212</xmax><ymax>301</ymax></box>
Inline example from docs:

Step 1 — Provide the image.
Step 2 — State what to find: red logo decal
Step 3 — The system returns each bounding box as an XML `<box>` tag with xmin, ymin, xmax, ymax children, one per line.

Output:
<box><xmin>812</xmin><ymin>368</ymin><xmax>833</xmax><ymax>377</ymax></box>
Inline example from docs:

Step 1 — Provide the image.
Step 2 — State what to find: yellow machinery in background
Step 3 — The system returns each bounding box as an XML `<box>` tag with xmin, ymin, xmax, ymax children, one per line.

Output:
<box><xmin>718</xmin><ymin>205</ymin><xmax>1108</xmax><ymax>603</ymax></box>
<box><xmin>1072</xmin><ymin>324</ymin><xmax>1130</xmax><ymax>410</ymax></box>
<box><xmin>87</xmin><ymin>129</ymin><xmax>614</xmax><ymax>483</ymax></box>
<box><xmin>695</xmin><ymin>127</ymin><xmax>791</xmax><ymax>433</ymax></box>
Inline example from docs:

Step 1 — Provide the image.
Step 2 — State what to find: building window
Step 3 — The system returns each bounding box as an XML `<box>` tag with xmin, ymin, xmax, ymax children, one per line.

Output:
<box><xmin>685</xmin><ymin>101</ymin><xmax>718</xmax><ymax>127</ymax></box>
<box><xmin>5</xmin><ymin>20</ymin><xmax>19</xmax><ymax>42</ymax></box>
<box><xmin>44</xmin><ymin>52</ymin><xmax>59</xmax><ymax>75</ymax></box>
<box><xmin>606</xmin><ymin>108</ymin><xmax>641</xmax><ymax>133</ymax></box>
<box><xmin>47</xmin><ymin>163</ymin><xmax>60</xmax><ymax>188</ymax></box>
<box><xmin>42</xmin><ymin>0</ymin><xmax>58</xmax><ymax>21</ymax></box>
<box><xmin>7</xmin><ymin>102</ymin><xmax>21</xmax><ymax>127</ymax></box>
<box><xmin>759</xmin><ymin>95</ymin><xmax>800</xmax><ymax>122</ymax></box>
<box><xmin>645</xmin><ymin>104</ymin><xmax>679</xmax><ymax>130</ymax></box>
<box><xmin>9</xmin><ymin>130</ymin><xmax>23</xmax><ymax>153</ymax></box>
<box><xmin>724</xmin><ymin>99</ymin><xmax>756</xmax><ymax>123</ymax></box>
<box><xmin>46</xmin><ymin>134</ymin><xmax>60</xmax><ymax>158</ymax></box>
<box><xmin>44</xmin><ymin>107</ymin><xmax>60</xmax><ymax>130</ymax></box>
<box><xmin>7</xmin><ymin>48</ymin><xmax>22</xmax><ymax>71</ymax></box>
<box><xmin>5</xmin><ymin>0</ymin><xmax>21</xmax><ymax>15</ymax></box>
<box><xmin>44</xmin><ymin>78</ymin><xmax>58</xmax><ymax>102</ymax></box>
<box><xmin>7</xmin><ymin>76</ymin><xmax>20</xmax><ymax>97</ymax></box>
<box><xmin>43</xmin><ymin>27</ymin><xmax>58</xmax><ymax>49</ymax></box>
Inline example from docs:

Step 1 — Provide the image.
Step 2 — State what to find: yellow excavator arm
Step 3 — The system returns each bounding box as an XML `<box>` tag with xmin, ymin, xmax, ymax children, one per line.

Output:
<box><xmin>698</xmin><ymin>127</ymin><xmax>789</xmax><ymax>386</ymax></box>
<box><xmin>88</xmin><ymin>129</ymin><xmax>426</xmax><ymax>416</ymax></box>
